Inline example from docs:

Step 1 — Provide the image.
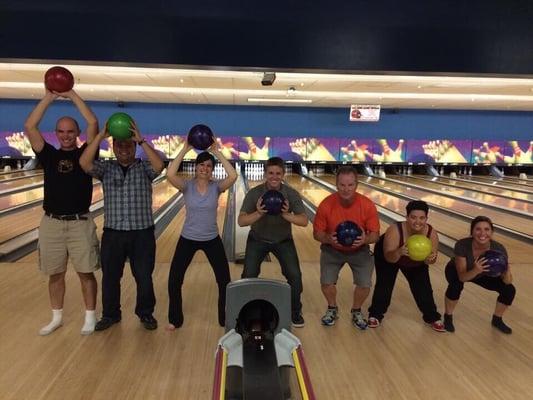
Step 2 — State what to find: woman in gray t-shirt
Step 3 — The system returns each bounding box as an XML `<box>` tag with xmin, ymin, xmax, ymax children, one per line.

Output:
<box><xmin>443</xmin><ymin>216</ymin><xmax>516</xmax><ymax>334</ymax></box>
<box><xmin>165</xmin><ymin>140</ymin><xmax>237</xmax><ymax>330</ymax></box>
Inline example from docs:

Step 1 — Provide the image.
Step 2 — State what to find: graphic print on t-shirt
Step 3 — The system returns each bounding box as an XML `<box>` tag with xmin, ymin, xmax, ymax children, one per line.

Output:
<box><xmin>58</xmin><ymin>159</ymin><xmax>74</xmax><ymax>173</ymax></box>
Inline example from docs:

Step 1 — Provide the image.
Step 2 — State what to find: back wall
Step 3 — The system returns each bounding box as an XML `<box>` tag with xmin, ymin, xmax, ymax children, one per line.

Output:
<box><xmin>1</xmin><ymin>99</ymin><xmax>532</xmax><ymax>140</ymax></box>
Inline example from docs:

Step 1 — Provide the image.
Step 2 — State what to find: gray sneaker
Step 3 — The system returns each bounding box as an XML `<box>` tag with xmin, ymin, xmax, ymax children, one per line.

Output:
<box><xmin>321</xmin><ymin>306</ymin><xmax>338</xmax><ymax>326</ymax></box>
<box><xmin>351</xmin><ymin>310</ymin><xmax>368</xmax><ymax>330</ymax></box>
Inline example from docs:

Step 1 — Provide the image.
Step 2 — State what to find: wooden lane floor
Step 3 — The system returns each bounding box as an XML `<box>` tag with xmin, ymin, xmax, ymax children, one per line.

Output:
<box><xmin>0</xmin><ymin>178</ymin><xmax>100</xmax><ymax>212</ymax></box>
<box><xmin>0</xmin><ymin>186</ymin><xmax>44</xmax><ymax>211</ymax></box>
<box><xmin>411</xmin><ymin>174</ymin><xmax>533</xmax><ymax>202</ymax></box>
<box><xmin>1</xmin><ymin>174</ymin><xmax>533</xmax><ymax>399</ymax></box>
<box><xmin>0</xmin><ymin>174</ymin><xmax>46</xmax><ymax>192</ymax></box>
<box><xmin>390</xmin><ymin>175</ymin><xmax>533</xmax><ymax>213</ymax></box>
<box><xmin>16</xmin><ymin>179</ymin><xmax>179</xmax><ymax>264</ymax></box>
<box><xmin>0</xmin><ymin>169</ymin><xmax>43</xmax><ymax>181</ymax></box>
<box><xmin>459</xmin><ymin>175</ymin><xmax>533</xmax><ymax>190</ymax></box>
<box><xmin>287</xmin><ymin>175</ymin><xmax>533</xmax><ymax>400</ymax></box>
<box><xmin>0</xmin><ymin>185</ymin><xmax>104</xmax><ymax>244</ymax></box>
<box><xmin>363</xmin><ymin>175</ymin><xmax>533</xmax><ymax>237</ymax></box>
<box><xmin>293</xmin><ymin>174</ymin><xmax>531</xmax><ymax>264</ymax></box>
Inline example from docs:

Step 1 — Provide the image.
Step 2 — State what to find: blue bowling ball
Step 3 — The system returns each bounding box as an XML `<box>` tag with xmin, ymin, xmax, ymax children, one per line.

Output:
<box><xmin>336</xmin><ymin>221</ymin><xmax>362</xmax><ymax>247</ymax></box>
<box><xmin>481</xmin><ymin>249</ymin><xmax>508</xmax><ymax>277</ymax></box>
<box><xmin>261</xmin><ymin>190</ymin><xmax>285</xmax><ymax>215</ymax></box>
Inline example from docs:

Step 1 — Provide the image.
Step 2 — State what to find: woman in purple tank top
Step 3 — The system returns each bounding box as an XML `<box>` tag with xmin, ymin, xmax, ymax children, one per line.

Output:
<box><xmin>368</xmin><ymin>200</ymin><xmax>445</xmax><ymax>332</ymax></box>
<box><xmin>165</xmin><ymin>138</ymin><xmax>237</xmax><ymax>330</ymax></box>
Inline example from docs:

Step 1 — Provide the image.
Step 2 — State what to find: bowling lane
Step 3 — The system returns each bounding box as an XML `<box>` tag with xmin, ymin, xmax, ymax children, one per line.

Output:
<box><xmin>362</xmin><ymin>175</ymin><xmax>533</xmax><ymax>236</ymax></box>
<box><xmin>0</xmin><ymin>170</ymin><xmax>43</xmax><ymax>181</ymax></box>
<box><xmin>0</xmin><ymin>187</ymin><xmax>44</xmax><ymax>211</ymax></box>
<box><xmin>16</xmin><ymin>179</ymin><xmax>178</xmax><ymax>263</ymax></box>
<box><xmin>0</xmin><ymin>185</ymin><xmax>104</xmax><ymax>244</ymax></box>
<box><xmin>307</xmin><ymin>174</ymin><xmax>531</xmax><ymax>264</ymax></box>
<box><xmin>0</xmin><ymin>175</ymin><xmax>46</xmax><ymax>193</ymax></box>
<box><xmin>459</xmin><ymin>175</ymin><xmax>533</xmax><ymax>191</ymax></box>
<box><xmin>390</xmin><ymin>175</ymin><xmax>533</xmax><ymax>213</ymax></box>
<box><xmin>412</xmin><ymin>175</ymin><xmax>533</xmax><ymax>203</ymax></box>
<box><xmin>0</xmin><ymin>178</ymin><xmax>100</xmax><ymax>212</ymax></box>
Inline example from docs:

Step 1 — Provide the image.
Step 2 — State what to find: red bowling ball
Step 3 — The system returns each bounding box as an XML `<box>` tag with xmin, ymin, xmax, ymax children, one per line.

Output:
<box><xmin>44</xmin><ymin>66</ymin><xmax>74</xmax><ymax>93</ymax></box>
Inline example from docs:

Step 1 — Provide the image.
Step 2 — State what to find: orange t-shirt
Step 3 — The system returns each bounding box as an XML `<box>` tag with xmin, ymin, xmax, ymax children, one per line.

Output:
<box><xmin>314</xmin><ymin>192</ymin><xmax>380</xmax><ymax>252</ymax></box>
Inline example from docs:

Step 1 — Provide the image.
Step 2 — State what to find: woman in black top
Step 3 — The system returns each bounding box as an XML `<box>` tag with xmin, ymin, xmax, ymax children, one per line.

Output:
<box><xmin>443</xmin><ymin>216</ymin><xmax>515</xmax><ymax>334</ymax></box>
<box><xmin>368</xmin><ymin>200</ymin><xmax>445</xmax><ymax>332</ymax></box>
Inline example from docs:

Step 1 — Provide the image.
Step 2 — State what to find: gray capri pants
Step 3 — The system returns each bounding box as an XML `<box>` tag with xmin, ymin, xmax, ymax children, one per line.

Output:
<box><xmin>320</xmin><ymin>244</ymin><xmax>374</xmax><ymax>287</ymax></box>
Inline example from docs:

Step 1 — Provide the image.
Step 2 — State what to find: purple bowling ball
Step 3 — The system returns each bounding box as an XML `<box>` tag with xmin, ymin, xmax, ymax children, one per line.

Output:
<box><xmin>187</xmin><ymin>124</ymin><xmax>214</xmax><ymax>150</ymax></box>
<box><xmin>336</xmin><ymin>221</ymin><xmax>362</xmax><ymax>247</ymax></box>
<box><xmin>481</xmin><ymin>249</ymin><xmax>508</xmax><ymax>277</ymax></box>
<box><xmin>261</xmin><ymin>190</ymin><xmax>285</xmax><ymax>215</ymax></box>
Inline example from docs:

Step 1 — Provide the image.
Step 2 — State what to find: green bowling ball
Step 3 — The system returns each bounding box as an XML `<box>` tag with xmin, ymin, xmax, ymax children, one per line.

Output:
<box><xmin>107</xmin><ymin>113</ymin><xmax>133</xmax><ymax>140</ymax></box>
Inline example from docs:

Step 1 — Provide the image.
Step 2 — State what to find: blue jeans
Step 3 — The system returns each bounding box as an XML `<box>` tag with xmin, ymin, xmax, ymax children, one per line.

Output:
<box><xmin>241</xmin><ymin>233</ymin><xmax>303</xmax><ymax>314</ymax></box>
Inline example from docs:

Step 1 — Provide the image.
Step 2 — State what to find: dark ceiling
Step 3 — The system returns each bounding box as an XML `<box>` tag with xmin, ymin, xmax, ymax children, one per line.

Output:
<box><xmin>1</xmin><ymin>0</ymin><xmax>532</xmax><ymax>75</ymax></box>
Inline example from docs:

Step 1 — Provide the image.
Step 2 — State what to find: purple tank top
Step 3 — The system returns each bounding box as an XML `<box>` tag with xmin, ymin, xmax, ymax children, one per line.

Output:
<box><xmin>397</xmin><ymin>222</ymin><xmax>433</xmax><ymax>268</ymax></box>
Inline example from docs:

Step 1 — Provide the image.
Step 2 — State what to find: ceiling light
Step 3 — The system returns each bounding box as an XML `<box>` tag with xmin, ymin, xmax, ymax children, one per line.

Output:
<box><xmin>247</xmin><ymin>98</ymin><xmax>312</xmax><ymax>103</ymax></box>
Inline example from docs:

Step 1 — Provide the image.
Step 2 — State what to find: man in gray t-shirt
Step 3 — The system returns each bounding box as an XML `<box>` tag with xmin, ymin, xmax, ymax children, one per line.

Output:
<box><xmin>238</xmin><ymin>157</ymin><xmax>308</xmax><ymax>327</ymax></box>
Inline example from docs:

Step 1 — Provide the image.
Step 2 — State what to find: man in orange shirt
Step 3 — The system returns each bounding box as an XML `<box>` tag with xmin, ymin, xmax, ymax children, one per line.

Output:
<box><xmin>313</xmin><ymin>167</ymin><xmax>380</xmax><ymax>330</ymax></box>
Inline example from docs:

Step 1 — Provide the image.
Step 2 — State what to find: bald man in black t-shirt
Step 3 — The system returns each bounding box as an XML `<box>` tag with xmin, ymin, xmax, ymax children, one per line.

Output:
<box><xmin>24</xmin><ymin>88</ymin><xmax>100</xmax><ymax>336</ymax></box>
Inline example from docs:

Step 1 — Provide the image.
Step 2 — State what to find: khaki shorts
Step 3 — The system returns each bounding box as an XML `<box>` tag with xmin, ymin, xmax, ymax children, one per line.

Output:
<box><xmin>38</xmin><ymin>214</ymin><xmax>100</xmax><ymax>275</ymax></box>
<box><xmin>320</xmin><ymin>244</ymin><xmax>374</xmax><ymax>287</ymax></box>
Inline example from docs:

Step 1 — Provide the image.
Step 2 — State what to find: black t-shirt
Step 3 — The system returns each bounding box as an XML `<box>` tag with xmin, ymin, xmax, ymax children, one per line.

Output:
<box><xmin>36</xmin><ymin>142</ymin><xmax>93</xmax><ymax>214</ymax></box>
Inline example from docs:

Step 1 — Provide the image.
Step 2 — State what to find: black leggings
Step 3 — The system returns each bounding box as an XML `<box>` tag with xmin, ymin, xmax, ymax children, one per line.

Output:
<box><xmin>168</xmin><ymin>235</ymin><xmax>231</xmax><ymax>326</ymax></box>
<box><xmin>368</xmin><ymin>238</ymin><xmax>441</xmax><ymax>323</ymax></box>
<box><xmin>445</xmin><ymin>261</ymin><xmax>516</xmax><ymax>306</ymax></box>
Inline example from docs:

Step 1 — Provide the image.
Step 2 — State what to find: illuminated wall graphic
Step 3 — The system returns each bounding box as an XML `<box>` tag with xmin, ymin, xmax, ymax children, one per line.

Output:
<box><xmin>406</xmin><ymin>140</ymin><xmax>471</xmax><ymax>163</ymax></box>
<box><xmin>1</xmin><ymin>132</ymin><xmax>531</xmax><ymax>164</ymax></box>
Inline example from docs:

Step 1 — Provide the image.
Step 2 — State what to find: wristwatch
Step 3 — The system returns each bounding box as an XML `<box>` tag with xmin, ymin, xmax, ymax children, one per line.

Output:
<box><xmin>138</xmin><ymin>138</ymin><xmax>147</xmax><ymax>145</ymax></box>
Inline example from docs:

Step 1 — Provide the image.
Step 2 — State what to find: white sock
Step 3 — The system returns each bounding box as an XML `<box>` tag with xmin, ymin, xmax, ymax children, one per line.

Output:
<box><xmin>39</xmin><ymin>309</ymin><xmax>63</xmax><ymax>336</ymax></box>
<box><xmin>81</xmin><ymin>310</ymin><xmax>97</xmax><ymax>336</ymax></box>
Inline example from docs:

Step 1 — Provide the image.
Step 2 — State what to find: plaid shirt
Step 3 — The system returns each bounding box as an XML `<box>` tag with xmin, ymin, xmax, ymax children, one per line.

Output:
<box><xmin>89</xmin><ymin>159</ymin><xmax>158</xmax><ymax>230</ymax></box>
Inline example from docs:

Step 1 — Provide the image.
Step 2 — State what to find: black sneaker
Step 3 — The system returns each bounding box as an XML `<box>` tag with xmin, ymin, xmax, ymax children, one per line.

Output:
<box><xmin>140</xmin><ymin>315</ymin><xmax>158</xmax><ymax>330</ymax></box>
<box><xmin>95</xmin><ymin>316</ymin><xmax>121</xmax><ymax>331</ymax></box>
<box><xmin>491</xmin><ymin>315</ymin><xmax>512</xmax><ymax>334</ymax></box>
<box><xmin>292</xmin><ymin>312</ymin><xmax>305</xmax><ymax>328</ymax></box>
<box><xmin>444</xmin><ymin>314</ymin><xmax>455</xmax><ymax>332</ymax></box>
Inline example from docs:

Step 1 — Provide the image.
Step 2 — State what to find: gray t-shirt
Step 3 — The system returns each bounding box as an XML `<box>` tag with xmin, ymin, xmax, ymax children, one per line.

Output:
<box><xmin>240</xmin><ymin>183</ymin><xmax>305</xmax><ymax>243</ymax></box>
<box><xmin>181</xmin><ymin>179</ymin><xmax>222</xmax><ymax>241</ymax></box>
<box><xmin>453</xmin><ymin>237</ymin><xmax>507</xmax><ymax>271</ymax></box>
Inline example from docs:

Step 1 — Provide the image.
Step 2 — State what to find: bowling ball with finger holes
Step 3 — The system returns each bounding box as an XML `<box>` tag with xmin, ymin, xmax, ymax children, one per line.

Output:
<box><xmin>261</xmin><ymin>190</ymin><xmax>285</xmax><ymax>215</ymax></box>
<box><xmin>188</xmin><ymin>124</ymin><xmax>214</xmax><ymax>150</ymax></box>
<box><xmin>336</xmin><ymin>221</ymin><xmax>362</xmax><ymax>247</ymax></box>
<box><xmin>406</xmin><ymin>234</ymin><xmax>432</xmax><ymax>261</ymax></box>
<box><xmin>107</xmin><ymin>113</ymin><xmax>134</xmax><ymax>140</ymax></box>
<box><xmin>481</xmin><ymin>249</ymin><xmax>508</xmax><ymax>277</ymax></box>
<box><xmin>44</xmin><ymin>66</ymin><xmax>74</xmax><ymax>93</ymax></box>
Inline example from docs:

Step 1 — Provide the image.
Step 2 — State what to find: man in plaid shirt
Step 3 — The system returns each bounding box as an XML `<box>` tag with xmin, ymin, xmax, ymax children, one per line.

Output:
<box><xmin>80</xmin><ymin>119</ymin><xmax>164</xmax><ymax>331</ymax></box>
